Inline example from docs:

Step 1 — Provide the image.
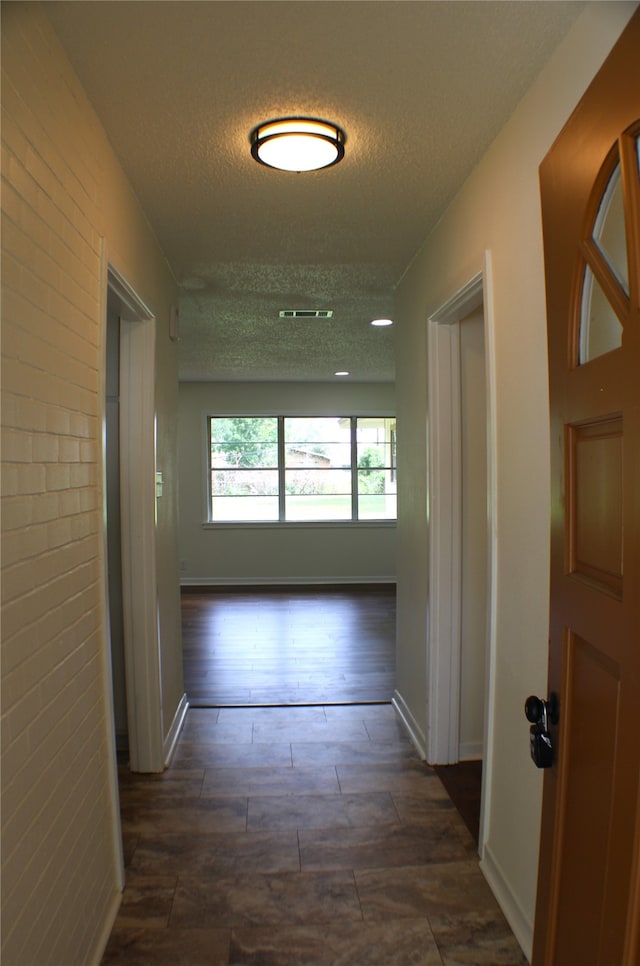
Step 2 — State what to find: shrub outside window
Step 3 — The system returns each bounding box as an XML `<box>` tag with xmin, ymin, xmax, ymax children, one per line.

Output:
<box><xmin>209</xmin><ymin>415</ymin><xmax>396</xmax><ymax>522</ymax></box>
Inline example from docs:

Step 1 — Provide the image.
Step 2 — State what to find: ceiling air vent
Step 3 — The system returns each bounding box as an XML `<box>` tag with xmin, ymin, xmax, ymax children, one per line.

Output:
<box><xmin>279</xmin><ymin>309</ymin><xmax>334</xmax><ymax>319</ymax></box>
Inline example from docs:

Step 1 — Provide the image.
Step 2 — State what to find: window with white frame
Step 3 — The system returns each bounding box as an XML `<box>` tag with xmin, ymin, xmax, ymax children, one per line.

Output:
<box><xmin>208</xmin><ymin>415</ymin><xmax>397</xmax><ymax>523</ymax></box>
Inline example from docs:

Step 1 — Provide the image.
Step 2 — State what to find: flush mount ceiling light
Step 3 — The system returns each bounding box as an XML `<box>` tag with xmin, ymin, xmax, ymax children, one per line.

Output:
<box><xmin>251</xmin><ymin>117</ymin><xmax>345</xmax><ymax>172</ymax></box>
<box><xmin>370</xmin><ymin>318</ymin><xmax>394</xmax><ymax>327</ymax></box>
<box><xmin>334</xmin><ymin>370</ymin><xmax>350</xmax><ymax>377</ymax></box>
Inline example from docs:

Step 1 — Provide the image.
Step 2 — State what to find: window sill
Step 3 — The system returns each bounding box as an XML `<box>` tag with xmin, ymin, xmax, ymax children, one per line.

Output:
<box><xmin>201</xmin><ymin>520</ymin><xmax>397</xmax><ymax>530</ymax></box>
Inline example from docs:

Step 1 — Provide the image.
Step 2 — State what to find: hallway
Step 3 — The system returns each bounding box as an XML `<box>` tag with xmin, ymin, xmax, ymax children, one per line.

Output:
<box><xmin>102</xmin><ymin>704</ymin><xmax>525</xmax><ymax>964</ymax></box>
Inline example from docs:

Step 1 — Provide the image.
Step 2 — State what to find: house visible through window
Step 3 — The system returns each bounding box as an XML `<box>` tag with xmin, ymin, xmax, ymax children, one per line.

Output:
<box><xmin>208</xmin><ymin>416</ymin><xmax>397</xmax><ymax>522</ymax></box>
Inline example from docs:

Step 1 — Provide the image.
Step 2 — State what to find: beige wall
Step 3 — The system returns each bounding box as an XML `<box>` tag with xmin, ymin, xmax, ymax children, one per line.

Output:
<box><xmin>394</xmin><ymin>2</ymin><xmax>637</xmax><ymax>956</ymax></box>
<box><xmin>1</xmin><ymin>5</ymin><xmax>182</xmax><ymax>964</ymax></box>
<box><xmin>178</xmin><ymin>381</ymin><xmax>397</xmax><ymax>583</ymax></box>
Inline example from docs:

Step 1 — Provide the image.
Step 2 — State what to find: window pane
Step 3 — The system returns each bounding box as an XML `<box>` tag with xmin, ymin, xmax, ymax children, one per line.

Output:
<box><xmin>357</xmin><ymin>468</ymin><xmax>387</xmax><ymax>495</ymax></box>
<box><xmin>592</xmin><ymin>162</ymin><xmax>629</xmax><ymax>295</ymax></box>
<box><xmin>579</xmin><ymin>265</ymin><xmax>623</xmax><ymax>363</ymax></box>
<box><xmin>356</xmin><ymin>417</ymin><xmax>396</xmax><ymax>519</ymax></box>
<box><xmin>211</xmin><ymin>440</ymin><xmax>277</xmax><ymax>468</ymax></box>
<box><xmin>212</xmin><ymin>469</ymin><xmax>279</xmax><ymax>496</ymax></box>
<box><xmin>286</xmin><ymin>494</ymin><xmax>352</xmax><ymax>521</ymax></box>
<box><xmin>210</xmin><ymin>417</ymin><xmax>279</xmax><ymax>521</ymax></box>
<box><xmin>210</xmin><ymin>417</ymin><xmax>278</xmax><ymax>467</ymax></box>
<box><xmin>210</xmin><ymin>495</ymin><xmax>279</xmax><ymax>522</ymax></box>
<box><xmin>356</xmin><ymin>441</ymin><xmax>393</xmax><ymax>468</ymax></box>
<box><xmin>357</xmin><ymin>417</ymin><xmax>396</xmax><ymax>466</ymax></box>
<box><xmin>358</xmin><ymin>470</ymin><xmax>397</xmax><ymax>519</ymax></box>
<box><xmin>285</xmin><ymin>416</ymin><xmax>350</xmax><ymax>445</ymax></box>
<box><xmin>285</xmin><ymin>468</ymin><xmax>352</xmax><ymax>495</ymax></box>
<box><xmin>285</xmin><ymin>441</ymin><xmax>351</xmax><ymax>468</ymax></box>
<box><xmin>358</xmin><ymin>493</ymin><xmax>397</xmax><ymax>520</ymax></box>
<box><xmin>285</xmin><ymin>466</ymin><xmax>352</xmax><ymax>521</ymax></box>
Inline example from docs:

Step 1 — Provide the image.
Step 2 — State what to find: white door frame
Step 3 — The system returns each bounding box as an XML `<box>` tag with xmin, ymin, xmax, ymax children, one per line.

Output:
<box><xmin>101</xmin><ymin>258</ymin><xmax>164</xmax><ymax>776</ymax></box>
<box><xmin>426</xmin><ymin>251</ymin><xmax>498</xmax><ymax>849</ymax></box>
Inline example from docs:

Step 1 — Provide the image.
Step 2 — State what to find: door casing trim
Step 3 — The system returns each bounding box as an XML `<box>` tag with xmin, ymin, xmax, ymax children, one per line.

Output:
<box><xmin>98</xmin><ymin>246</ymin><xmax>125</xmax><ymax>891</ymax></box>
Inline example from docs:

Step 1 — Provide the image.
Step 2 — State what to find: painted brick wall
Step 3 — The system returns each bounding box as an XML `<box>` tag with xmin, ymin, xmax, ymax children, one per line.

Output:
<box><xmin>1</xmin><ymin>5</ymin><xmax>180</xmax><ymax>963</ymax></box>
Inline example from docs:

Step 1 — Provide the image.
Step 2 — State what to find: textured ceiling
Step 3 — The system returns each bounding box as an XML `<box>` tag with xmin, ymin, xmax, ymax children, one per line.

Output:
<box><xmin>45</xmin><ymin>0</ymin><xmax>584</xmax><ymax>383</ymax></box>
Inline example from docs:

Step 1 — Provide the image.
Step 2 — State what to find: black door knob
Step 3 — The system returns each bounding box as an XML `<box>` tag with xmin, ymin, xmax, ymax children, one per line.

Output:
<box><xmin>525</xmin><ymin>695</ymin><xmax>545</xmax><ymax>724</ymax></box>
<box><xmin>525</xmin><ymin>693</ymin><xmax>559</xmax><ymax>726</ymax></box>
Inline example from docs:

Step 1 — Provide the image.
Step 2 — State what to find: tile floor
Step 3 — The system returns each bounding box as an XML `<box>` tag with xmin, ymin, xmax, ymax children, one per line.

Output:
<box><xmin>102</xmin><ymin>704</ymin><xmax>526</xmax><ymax>965</ymax></box>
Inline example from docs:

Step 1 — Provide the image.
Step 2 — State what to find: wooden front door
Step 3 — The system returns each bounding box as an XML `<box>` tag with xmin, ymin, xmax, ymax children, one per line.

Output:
<box><xmin>534</xmin><ymin>13</ymin><xmax>640</xmax><ymax>965</ymax></box>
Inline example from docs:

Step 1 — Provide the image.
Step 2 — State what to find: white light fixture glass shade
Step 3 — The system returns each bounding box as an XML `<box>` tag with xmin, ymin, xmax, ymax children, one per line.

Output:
<box><xmin>251</xmin><ymin>117</ymin><xmax>345</xmax><ymax>172</ymax></box>
<box><xmin>371</xmin><ymin>318</ymin><xmax>394</xmax><ymax>327</ymax></box>
<box><xmin>334</xmin><ymin>370</ymin><xmax>350</xmax><ymax>377</ymax></box>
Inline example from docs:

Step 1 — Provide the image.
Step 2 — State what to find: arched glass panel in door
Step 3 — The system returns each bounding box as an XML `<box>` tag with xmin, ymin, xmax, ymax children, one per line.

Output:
<box><xmin>575</xmin><ymin>125</ymin><xmax>639</xmax><ymax>365</ymax></box>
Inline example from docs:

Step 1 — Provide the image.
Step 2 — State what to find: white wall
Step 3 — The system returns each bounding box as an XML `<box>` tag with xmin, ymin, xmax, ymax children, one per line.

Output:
<box><xmin>178</xmin><ymin>381</ymin><xmax>396</xmax><ymax>584</ymax></box>
<box><xmin>394</xmin><ymin>2</ymin><xmax>637</xmax><ymax>958</ymax></box>
<box><xmin>1</xmin><ymin>5</ymin><xmax>182</xmax><ymax>964</ymax></box>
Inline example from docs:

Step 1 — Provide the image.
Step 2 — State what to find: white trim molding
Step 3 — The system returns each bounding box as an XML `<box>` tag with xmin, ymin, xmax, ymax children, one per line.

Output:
<box><xmin>426</xmin><ymin>252</ymin><xmax>498</xmax><ymax>859</ymax></box>
<box><xmin>430</xmin><ymin>271</ymin><xmax>485</xmax><ymax>326</ymax></box>
<box><xmin>180</xmin><ymin>576</ymin><xmax>397</xmax><ymax>588</ymax></box>
<box><xmin>393</xmin><ymin>690</ymin><xmax>428</xmax><ymax>760</ymax></box>
<box><xmin>88</xmin><ymin>888</ymin><xmax>122</xmax><ymax>966</ymax></box>
<box><xmin>427</xmin><ymin>315</ymin><xmax>463</xmax><ymax>763</ymax></box>
<box><xmin>459</xmin><ymin>741</ymin><xmax>484</xmax><ymax>761</ymax></box>
<box><xmin>97</xmin><ymin>244</ymin><xmax>125</xmax><ymax>891</ymax></box>
<box><xmin>480</xmin><ymin>252</ymin><xmax>499</xmax><ymax>858</ymax></box>
<box><xmin>481</xmin><ymin>844</ymin><xmax>533</xmax><ymax>962</ymax></box>
<box><xmin>163</xmin><ymin>693</ymin><xmax>189</xmax><ymax>766</ymax></box>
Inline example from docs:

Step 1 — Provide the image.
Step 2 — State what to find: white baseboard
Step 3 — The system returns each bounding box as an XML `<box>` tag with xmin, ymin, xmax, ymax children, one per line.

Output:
<box><xmin>480</xmin><ymin>843</ymin><xmax>533</xmax><ymax>963</ymax></box>
<box><xmin>392</xmin><ymin>690</ymin><xmax>428</xmax><ymax>760</ymax></box>
<box><xmin>459</xmin><ymin>740</ymin><xmax>483</xmax><ymax>760</ymax></box>
<box><xmin>89</xmin><ymin>889</ymin><xmax>121</xmax><ymax>966</ymax></box>
<box><xmin>163</xmin><ymin>692</ymin><xmax>189</xmax><ymax>767</ymax></box>
<box><xmin>180</xmin><ymin>576</ymin><xmax>396</xmax><ymax>587</ymax></box>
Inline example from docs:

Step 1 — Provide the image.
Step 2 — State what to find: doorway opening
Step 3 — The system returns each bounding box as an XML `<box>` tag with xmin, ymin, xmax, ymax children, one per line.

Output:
<box><xmin>102</xmin><ymin>263</ymin><xmax>164</xmax><ymax>774</ymax></box>
<box><xmin>426</xmin><ymin>253</ymin><xmax>497</xmax><ymax>855</ymax></box>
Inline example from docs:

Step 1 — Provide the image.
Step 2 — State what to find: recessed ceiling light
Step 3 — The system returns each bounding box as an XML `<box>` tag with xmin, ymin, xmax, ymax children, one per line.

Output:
<box><xmin>251</xmin><ymin>117</ymin><xmax>345</xmax><ymax>172</ymax></box>
<box><xmin>371</xmin><ymin>318</ymin><xmax>394</xmax><ymax>327</ymax></box>
<box><xmin>334</xmin><ymin>371</ymin><xmax>350</xmax><ymax>377</ymax></box>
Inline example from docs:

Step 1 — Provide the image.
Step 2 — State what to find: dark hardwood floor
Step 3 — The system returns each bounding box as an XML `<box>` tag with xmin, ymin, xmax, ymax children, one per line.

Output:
<box><xmin>181</xmin><ymin>585</ymin><xmax>396</xmax><ymax>707</ymax></box>
<box><xmin>434</xmin><ymin>760</ymin><xmax>483</xmax><ymax>845</ymax></box>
